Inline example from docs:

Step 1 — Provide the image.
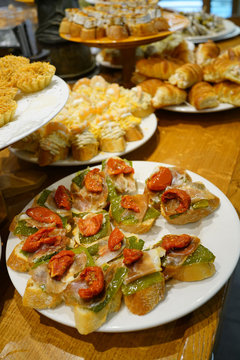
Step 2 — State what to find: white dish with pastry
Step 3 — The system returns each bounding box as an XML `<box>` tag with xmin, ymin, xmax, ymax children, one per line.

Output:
<box><xmin>6</xmin><ymin>160</ymin><xmax>240</xmax><ymax>333</ymax></box>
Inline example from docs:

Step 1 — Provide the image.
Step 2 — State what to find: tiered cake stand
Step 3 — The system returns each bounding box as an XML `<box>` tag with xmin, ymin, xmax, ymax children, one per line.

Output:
<box><xmin>60</xmin><ymin>11</ymin><xmax>189</xmax><ymax>87</ymax></box>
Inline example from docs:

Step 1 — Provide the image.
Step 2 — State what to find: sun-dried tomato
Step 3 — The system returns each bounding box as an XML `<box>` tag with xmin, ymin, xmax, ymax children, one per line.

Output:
<box><xmin>54</xmin><ymin>185</ymin><xmax>72</xmax><ymax>210</ymax></box>
<box><xmin>84</xmin><ymin>168</ymin><xmax>104</xmax><ymax>193</ymax></box>
<box><xmin>108</xmin><ymin>227</ymin><xmax>124</xmax><ymax>251</ymax></box>
<box><xmin>26</xmin><ymin>206</ymin><xmax>63</xmax><ymax>228</ymax></box>
<box><xmin>78</xmin><ymin>213</ymin><xmax>103</xmax><ymax>237</ymax></box>
<box><xmin>121</xmin><ymin>195</ymin><xmax>140</xmax><ymax>213</ymax></box>
<box><xmin>48</xmin><ymin>250</ymin><xmax>75</xmax><ymax>280</ymax></box>
<box><xmin>123</xmin><ymin>248</ymin><xmax>143</xmax><ymax>265</ymax></box>
<box><xmin>107</xmin><ymin>158</ymin><xmax>134</xmax><ymax>176</ymax></box>
<box><xmin>161</xmin><ymin>188</ymin><xmax>191</xmax><ymax>214</ymax></box>
<box><xmin>78</xmin><ymin>266</ymin><xmax>104</xmax><ymax>300</ymax></box>
<box><xmin>147</xmin><ymin>167</ymin><xmax>172</xmax><ymax>191</ymax></box>
<box><xmin>161</xmin><ymin>234</ymin><xmax>192</xmax><ymax>252</ymax></box>
<box><xmin>22</xmin><ymin>227</ymin><xmax>60</xmax><ymax>253</ymax></box>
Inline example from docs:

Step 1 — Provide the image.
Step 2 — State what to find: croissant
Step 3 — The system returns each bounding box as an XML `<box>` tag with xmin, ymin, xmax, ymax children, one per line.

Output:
<box><xmin>203</xmin><ymin>58</ymin><xmax>240</xmax><ymax>84</ymax></box>
<box><xmin>168</xmin><ymin>63</ymin><xmax>203</xmax><ymax>89</ymax></box>
<box><xmin>135</xmin><ymin>57</ymin><xmax>182</xmax><ymax>80</ymax></box>
<box><xmin>195</xmin><ymin>40</ymin><xmax>220</xmax><ymax>65</ymax></box>
<box><xmin>214</xmin><ymin>81</ymin><xmax>240</xmax><ymax>106</ymax></box>
<box><xmin>219</xmin><ymin>45</ymin><xmax>240</xmax><ymax>61</ymax></box>
<box><xmin>152</xmin><ymin>83</ymin><xmax>187</xmax><ymax>108</ymax></box>
<box><xmin>137</xmin><ymin>79</ymin><xmax>163</xmax><ymax>97</ymax></box>
<box><xmin>169</xmin><ymin>40</ymin><xmax>195</xmax><ymax>64</ymax></box>
<box><xmin>188</xmin><ymin>82</ymin><xmax>219</xmax><ymax>110</ymax></box>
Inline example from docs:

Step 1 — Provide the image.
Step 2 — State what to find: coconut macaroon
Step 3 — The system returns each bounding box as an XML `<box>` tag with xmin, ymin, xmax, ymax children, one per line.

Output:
<box><xmin>0</xmin><ymin>96</ymin><xmax>17</xmax><ymax>127</ymax></box>
<box><xmin>15</xmin><ymin>62</ymin><xmax>56</xmax><ymax>93</ymax></box>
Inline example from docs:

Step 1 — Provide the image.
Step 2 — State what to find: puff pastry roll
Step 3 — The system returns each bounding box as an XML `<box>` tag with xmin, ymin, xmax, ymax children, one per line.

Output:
<box><xmin>135</xmin><ymin>57</ymin><xmax>182</xmax><ymax>80</ymax></box>
<box><xmin>169</xmin><ymin>40</ymin><xmax>195</xmax><ymax>64</ymax></box>
<box><xmin>219</xmin><ymin>45</ymin><xmax>240</xmax><ymax>61</ymax></box>
<box><xmin>188</xmin><ymin>82</ymin><xmax>219</xmax><ymax>110</ymax></box>
<box><xmin>195</xmin><ymin>40</ymin><xmax>220</xmax><ymax>65</ymax></box>
<box><xmin>152</xmin><ymin>83</ymin><xmax>187</xmax><ymax>108</ymax></box>
<box><xmin>203</xmin><ymin>58</ymin><xmax>240</xmax><ymax>84</ymax></box>
<box><xmin>169</xmin><ymin>63</ymin><xmax>203</xmax><ymax>89</ymax></box>
<box><xmin>137</xmin><ymin>79</ymin><xmax>163</xmax><ymax>97</ymax></box>
<box><xmin>214</xmin><ymin>81</ymin><xmax>240</xmax><ymax>106</ymax></box>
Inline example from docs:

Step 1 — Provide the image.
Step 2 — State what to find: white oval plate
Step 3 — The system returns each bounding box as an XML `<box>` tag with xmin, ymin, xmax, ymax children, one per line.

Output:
<box><xmin>184</xmin><ymin>19</ymin><xmax>236</xmax><ymax>43</ymax></box>
<box><xmin>0</xmin><ymin>76</ymin><xmax>69</xmax><ymax>150</ymax></box>
<box><xmin>6</xmin><ymin>161</ymin><xmax>240</xmax><ymax>333</ymax></box>
<box><xmin>10</xmin><ymin>113</ymin><xmax>158</xmax><ymax>166</ymax></box>
<box><xmin>162</xmin><ymin>102</ymin><xmax>235</xmax><ymax>113</ymax></box>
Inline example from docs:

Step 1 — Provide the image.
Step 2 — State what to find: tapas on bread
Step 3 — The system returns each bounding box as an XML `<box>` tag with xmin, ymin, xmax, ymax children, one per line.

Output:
<box><xmin>7</xmin><ymin>158</ymin><xmax>223</xmax><ymax>335</ymax></box>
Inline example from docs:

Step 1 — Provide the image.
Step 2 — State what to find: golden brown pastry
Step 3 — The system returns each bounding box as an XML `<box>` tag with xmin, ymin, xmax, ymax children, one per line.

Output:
<box><xmin>135</xmin><ymin>57</ymin><xmax>182</xmax><ymax>80</ymax></box>
<box><xmin>0</xmin><ymin>96</ymin><xmax>17</xmax><ymax>127</ymax></box>
<box><xmin>214</xmin><ymin>81</ymin><xmax>240</xmax><ymax>106</ymax></box>
<box><xmin>106</xmin><ymin>25</ymin><xmax>128</xmax><ymax>40</ymax></box>
<box><xmin>188</xmin><ymin>81</ymin><xmax>219</xmax><ymax>110</ymax></box>
<box><xmin>152</xmin><ymin>83</ymin><xmax>187</xmax><ymax>108</ymax></box>
<box><xmin>195</xmin><ymin>40</ymin><xmax>220</xmax><ymax>65</ymax></box>
<box><xmin>203</xmin><ymin>58</ymin><xmax>240</xmax><ymax>84</ymax></box>
<box><xmin>219</xmin><ymin>45</ymin><xmax>240</xmax><ymax>61</ymax></box>
<box><xmin>137</xmin><ymin>78</ymin><xmax>163</xmax><ymax>97</ymax></box>
<box><xmin>169</xmin><ymin>63</ymin><xmax>203</xmax><ymax>89</ymax></box>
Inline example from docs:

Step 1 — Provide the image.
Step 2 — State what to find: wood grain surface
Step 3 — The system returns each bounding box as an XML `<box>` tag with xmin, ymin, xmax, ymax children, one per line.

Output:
<box><xmin>0</xmin><ymin>26</ymin><xmax>240</xmax><ymax>360</ymax></box>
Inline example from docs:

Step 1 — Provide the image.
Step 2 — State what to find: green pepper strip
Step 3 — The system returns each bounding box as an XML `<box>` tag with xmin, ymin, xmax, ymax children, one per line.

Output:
<box><xmin>32</xmin><ymin>252</ymin><xmax>58</xmax><ymax>269</ymax></box>
<box><xmin>14</xmin><ymin>220</ymin><xmax>38</xmax><ymax>237</ymax></box>
<box><xmin>71</xmin><ymin>246</ymin><xmax>95</xmax><ymax>267</ymax></box>
<box><xmin>183</xmin><ymin>244</ymin><xmax>215</xmax><ymax>265</ymax></box>
<box><xmin>122</xmin><ymin>272</ymin><xmax>164</xmax><ymax>296</ymax></box>
<box><xmin>89</xmin><ymin>267</ymin><xmax>128</xmax><ymax>313</ymax></box>
<box><xmin>72</xmin><ymin>168</ymin><xmax>89</xmax><ymax>188</ymax></box>
<box><xmin>37</xmin><ymin>189</ymin><xmax>52</xmax><ymax>206</ymax></box>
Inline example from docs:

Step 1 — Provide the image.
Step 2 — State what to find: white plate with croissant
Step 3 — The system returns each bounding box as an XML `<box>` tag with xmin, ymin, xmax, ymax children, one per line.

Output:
<box><xmin>162</xmin><ymin>102</ymin><xmax>235</xmax><ymax>113</ymax></box>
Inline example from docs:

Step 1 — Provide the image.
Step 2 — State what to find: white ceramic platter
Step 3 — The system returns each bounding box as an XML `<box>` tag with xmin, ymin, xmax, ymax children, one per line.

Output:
<box><xmin>6</xmin><ymin>161</ymin><xmax>240</xmax><ymax>332</ymax></box>
<box><xmin>162</xmin><ymin>102</ymin><xmax>235</xmax><ymax>113</ymax></box>
<box><xmin>0</xmin><ymin>76</ymin><xmax>69</xmax><ymax>150</ymax></box>
<box><xmin>184</xmin><ymin>19</ymin><xmax>237</xmax><ymax>43</ymax></box>
<box><xmin>10</xmin><ymin>113</ymin><xmax>158</xmax><ymax>166</ymax></box>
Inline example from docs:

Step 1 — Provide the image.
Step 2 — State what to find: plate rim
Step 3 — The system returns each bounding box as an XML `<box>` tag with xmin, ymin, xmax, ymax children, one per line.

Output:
<box><xmin>6</xmin><ymin>160</ymin><xmax>240</xmax><ymax>332</ymax></box>
<box><xmin>162</xmin><ymin>102</ymin><xmax>235</xmax><ymax>113</ymax></box>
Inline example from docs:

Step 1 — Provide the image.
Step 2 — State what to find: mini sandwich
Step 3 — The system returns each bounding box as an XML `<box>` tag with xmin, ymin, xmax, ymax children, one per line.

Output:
<box><xmin>144</xmin><ymin>166</ymin><xmax>192</xmax><ymax>210</ymax></box>
<box><xmin>109</xmin><ymin>193</ymin><xmax>160</xmax><ymax>234</ymax></box>
<box><xmin>160</xmin><ymin>234</ymin><xmax>216</xmax><ymax>281</ymax></box>
<box><xmin>71</xmin><ymin>167</ymin><xmax>108</xmax><ymax>212</ymax></box>
<box><xmin>102</xmin><ymin>157</ymin><xmax>137</xmax><ymax>198</ymax></box>
<box><xmin>160</xmin><ymin>182</ymin><xmax>220</xmax><ymax>225</ymax></box>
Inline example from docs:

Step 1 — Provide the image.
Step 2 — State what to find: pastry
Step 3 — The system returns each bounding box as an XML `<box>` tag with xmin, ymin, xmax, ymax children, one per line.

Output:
<box><xmin>136</xmin><ymin>57</ymin><xmax>182</xmax><ymax>80</ymax></box>
<box><xmin>214</xmin><ymin>81</ymin><xmax>240</xmax><ymax>106</ymax></box>
<box><xmin>0</xmin><ymin>96</ymin><xmax>17</xmax><ymax>127</ymax></box>
<box><xmin>188</xmin><ymin>81</ymin><xmax>219</xmax><ymax>110</ymax></box>
<box><xmin>169</xmin><ymin>63</ymin><xmax>203</xmax><ymax>89</ymax></box>
<box><xmin>152</xmin><ymin>83</ymin><xmax>187</xmax><ymax>108</ymax></box>
<box><xmin>203</xmin><ymin>58</ymin><xmax>240</xmax><ymax>84</ymax></box>
<box><xmin>195</xmin><ymin>40</ymin><xmax>220</xmax><ymax>65</ymax></box>
<box><xmin>137</xmin><ymin>78</ymin><xmax>163</xmax><ymax>97</ymax></box>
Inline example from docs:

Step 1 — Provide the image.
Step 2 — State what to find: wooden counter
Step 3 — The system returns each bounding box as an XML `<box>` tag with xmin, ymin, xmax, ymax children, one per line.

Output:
<box><xmin>0</xmin><ymin>27</ymin><xmax>240</xmax><ymax>360</ymax></box>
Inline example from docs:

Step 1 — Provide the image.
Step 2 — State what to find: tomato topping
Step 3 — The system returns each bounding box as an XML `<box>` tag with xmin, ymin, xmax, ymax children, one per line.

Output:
<box><xmin>22</xmin><ymin>227</ymin><xmax>60</xmax><ymax>253</ymax></box>
<box><xmin>108</xmin><ymin>227</ymin><xmax>124</xmax><ymax>251</ymax></box>
<box><xmin>161</xmin><ymin>234</ymin><xmax>200</xmax><ymax>256</ymax></box>
<box><xmin>48</xmin><ymin>250</ymin><xmax>75</xmax><ymax>280</ymax></box>
<box><xmin>26</xmin><ymin>207</ymin><xmax>63</xmax><ymax>228</ymax></box>
<box><xmin>78</xmin><ymin>266</ymin><xmax>104</xmax><ymax>300</ymax></box>
<box><xmin>78</xmin><ymin>213</ymin><xmax>103</xmax><ymax>237</ymax></box>
<box><xmin>84</xmin><ymin>168</ymin><xmax>104</xmax><ymax>193</ymax></box>
<box><xmin>54</xmin><ymin>185</ymin><xmax>72</xmax><ymax>210</ymax></box>
<box><xmin>123</xmin><ymin>248</ymin><xmax>143</xmax><ymax>265</ymax></box>
<box><xmin>147</xmin><ymin>167</ymin><xmax>172</xmax><ymax>191</ymax></box>
<box><xmin>121</xmin><ymin>195</ymin><xmax>140</xmax><ymax>213</ymax></box>
<box><xmin>161</xmin><ymin>188</ymin><xmax>191</xmax><ymax>214</ymax></box>
<box><xmin>107</xmin><ymin>158</ymin><xmax>134</xmax><ymax>176</ymax></box>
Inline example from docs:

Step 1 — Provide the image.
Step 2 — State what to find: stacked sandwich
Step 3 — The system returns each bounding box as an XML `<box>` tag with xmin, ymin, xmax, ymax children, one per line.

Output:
<box><xmin>13</xmin><ymin>75</ymin><xmax>154</xmax><ymax>166</ymax></box>
<box><xmin>7</xmin><ymin>157</ymin><xmax>219</xmax><ymax>334</ymax></box>
<box><xmin>59</xmin><ymin>0</ymin><xmax>169</xmax><ymax>41</ymax></box>
<box><xmin>132</xmin><ymin>38</ymin><xmax>240</xmax><ymax>110</ymax></box>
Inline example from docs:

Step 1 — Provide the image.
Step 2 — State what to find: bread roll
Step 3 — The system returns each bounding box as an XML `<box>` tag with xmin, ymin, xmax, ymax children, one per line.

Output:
<box><xmin>135</xmin><ymin>57</ymin><xmax>182</xmax><ymax>80</ymax></box>
<box><xmin>188</xmin><ymin>81</ymin><xmax>219</xmax><ymax>110</ymax></box>
<box><xmin>214</xmin><ymin>81</ymin><xmax>240</xmax><ymax>106</ymax></box>
<box><xmin>169</xmin><ymin>63</ymin><xmax>203</xmax><ymax>89</ymax></box>
<box><xmin>152</xmin><ymin>83</ymin><xmax>187</xmax><ymax>108</ymax></box>
<box><xmin>195</xmin><ymin>40</ymin><xmax>220</xmax><ymax>65</ymax></box>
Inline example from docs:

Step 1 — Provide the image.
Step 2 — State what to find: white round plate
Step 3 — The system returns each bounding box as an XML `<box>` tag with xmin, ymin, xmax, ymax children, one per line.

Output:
<box><xmin>10</xmin><ymin>113</ymin><xmax>158</xmax><ymax>166</ymax></box>
<box><xmin>0</xmin><ymin>76</ymin><xmax>69</xmax><ymax>150</ymax></box>
<box><xmin>6</xmin><ymin>161</ymin><xmax>240</xmax><ymax>333</ymax></box>
<box><xmin>162</xmin><ymin>102</ymin><xmax>235</xmax><ymax>113</ymax></box>
<box><xmin>96</xmin><ymin>52</ymin><xmax>122</xmax><ymax>69</ymax></box>
<box><xmin>184</xmin><ymin>19</ymin><xmax>236</xmax><ymax>43</ymax></box>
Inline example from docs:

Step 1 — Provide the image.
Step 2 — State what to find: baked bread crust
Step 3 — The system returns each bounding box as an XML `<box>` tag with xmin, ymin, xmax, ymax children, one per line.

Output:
<box><xmin>169</xmin><ymin>63</ymin><xmax>203</xmax><ymax>89</ymax></box>
<box><xmin>195</xmin><ymin>40</ymin><xmax>220</xmax><ymax>65</ymax></box>
<box><xmin>214</xmin><ymin>81</ymin><xmax>240</xmax><ymax>106</ymax></box>
<box><xmin>135</xmin><ymin>57</ymin><xmax>182</xmax><ymax>80</ymax></box>
<box><xmin>188</xmin><ymin>81</ymin><xmax>219</xmax><ymax>110</ymax></box>
<box><xmin>152</xmin><ymin>83</ymin><xmax>187</xmax><ymax>108</ymax></box>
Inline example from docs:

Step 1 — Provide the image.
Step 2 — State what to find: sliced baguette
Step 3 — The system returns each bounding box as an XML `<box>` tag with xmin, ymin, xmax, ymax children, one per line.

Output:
<box><xmin>111</xmin><ymin>216</ymin><xmax>157</xmax><ymax>234</ymax></box>
<box><xmin>172</xmin><ymin>262</ymin><xmax>216</xmax><ymax>282</ymax></box>
<box><xmin>7</xmin><ymin>242</ymin><xmax>30</xmax><ymax>272</ymax></box>
<box><xmin>23</xmin><ymin>278</ymin><xmax>63</xmax><ymax>309</ymax></box>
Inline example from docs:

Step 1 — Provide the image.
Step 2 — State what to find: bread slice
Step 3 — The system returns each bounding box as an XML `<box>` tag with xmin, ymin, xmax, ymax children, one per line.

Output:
<box><xmin>23</xmin><ymin>278</ymin><xmax>63</xmax><ymax>309</ymax></box>
<box><xmin>173</xmin><ymin>262</ymin><xmax>216</xmax><ymax>282</ymax></box>
<box><xmin>111</xmin><ymin>215</ymin><xmax>157</xmax><ymax>234</ymax></box>
<box><xmin>73</xmin><ymin>288</ymin><xmax>122</xmax><ymax>335</ymax></box>
<box><xmin>7</xmin><ymin>241</ymin><xmax>31</xmax><ymax>272</ymax></box>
